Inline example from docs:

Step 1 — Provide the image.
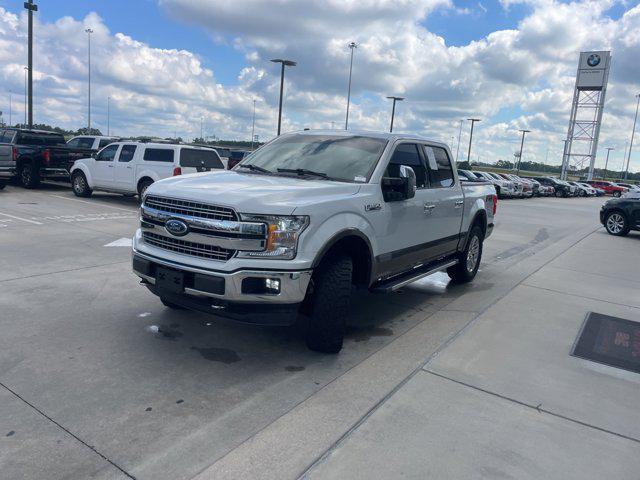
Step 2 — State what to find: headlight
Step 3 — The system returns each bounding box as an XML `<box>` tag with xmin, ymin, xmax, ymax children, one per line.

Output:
<box><xmin>237</xmin><ymin>214</ymin><xmax>309</xmax><ymax>260</ymax></box>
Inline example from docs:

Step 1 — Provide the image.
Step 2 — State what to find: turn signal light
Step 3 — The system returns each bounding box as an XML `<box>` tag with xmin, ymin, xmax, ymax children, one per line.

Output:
<box><xmin>42</xmin><ymin>149</ymin><xmax>51</xmax><ymax>165</ymax></box>
<box><xmin>172</xmin><ymin>167</ymin><xmax>182</xmax><ymax>176</ymax></box>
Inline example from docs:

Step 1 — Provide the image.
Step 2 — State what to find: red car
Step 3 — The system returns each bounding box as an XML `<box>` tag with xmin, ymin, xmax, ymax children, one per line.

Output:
<box><xmin>585</xmin><ymin>180</ymin><xmax>628</xmax><ymax>197</ymax></box>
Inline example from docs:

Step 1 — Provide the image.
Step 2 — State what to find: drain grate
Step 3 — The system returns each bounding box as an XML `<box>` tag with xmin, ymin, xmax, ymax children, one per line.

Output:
<box><xmin>572</xmin><ymin>312</ymin><xmax>640</xmax><ymax>374</ymax></box>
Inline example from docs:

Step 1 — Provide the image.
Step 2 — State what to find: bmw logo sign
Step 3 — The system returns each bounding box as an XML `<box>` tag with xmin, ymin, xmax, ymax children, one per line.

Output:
<box><xmin>165</xmin><ymin>218</ymin><xmax>189</xmax><ymax>237</ymax></box>
<box><xmin>587</xmin><ymin>54</ymin><xmax>601</xmax><ymax>67</ymax></box>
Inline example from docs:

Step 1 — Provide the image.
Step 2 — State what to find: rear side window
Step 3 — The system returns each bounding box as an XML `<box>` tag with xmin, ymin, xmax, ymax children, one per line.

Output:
<box><xmin>143</xmin><ymin>148</ymin><xmax>174</xmax><ymax>163</ymax></box>
<box><xmin>118</xmin><ymin>145</ymin><xmax>137</xmax><ymax>162</ymax></box>
<box><xmin>98</xmin><ymin>139</ymin><xmax>114</xmax><ymax>149</ymax></box>
<box><xmin>180</xmin><ymin>148</ymin><xmax>224</xmax><ymax>169</ymax></box>
<box><xmin>1</xmin><ymin>130</ymin><xmax>15</xmax><ymax>143</ymax></box>
<box><xmin>424</xmin><ymin>146</ymin><xmax>454</xmax><ymax>188</ymax></box>
<box><xmin>76</xmin><ymin>137</ymin><xmax>95</xmax><ymax>149</ymax></box>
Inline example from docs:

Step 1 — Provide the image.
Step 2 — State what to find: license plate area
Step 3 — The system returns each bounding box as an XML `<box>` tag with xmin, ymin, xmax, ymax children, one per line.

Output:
<box><xmin>156</xmin><ymin>266</ymin><xmax>185</xmax><ymax>294</ymax></box>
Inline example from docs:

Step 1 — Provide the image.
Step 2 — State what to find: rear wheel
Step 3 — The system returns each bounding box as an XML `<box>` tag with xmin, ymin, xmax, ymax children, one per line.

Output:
<box><xmin>305</xmin><ymin>254</ymin><xmax>353</xmax><ymax>354</ymax></box>
<box><xmin>71</xmin><ymin>171</ymin><xmax>92</xmax><ymax>197</ymax></box>
<box><xmin>19</xmin><ymin>163</ymin><xmax>40</xmax><ymax>188</ymax></box>
<box><xmin>138</xmin><ymin>179</ymin><xmax>153</xmax><ymax>199</ymax></box>
<box><xmin>613</xmin><ymin>190</ymin><xmax>622</xmax><ymax>198</ymax></box>
<box><xmin>579</xmin><ymin>189</ymin><xmax>587</xmax><ymax>197</ymax></box>
<box><xmin>447</xmin><ymin>225</ymin><xmax>483</xmax><ymax>284</ymax></box>
<box><xmin>604</xmin><ymin>211</ymin><xmax>630</xmax><ymax>236</ymax></box>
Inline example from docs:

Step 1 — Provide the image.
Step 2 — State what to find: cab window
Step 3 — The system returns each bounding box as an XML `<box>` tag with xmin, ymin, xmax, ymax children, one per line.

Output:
<box><xmin>424</xmin><ymin>146</ymin><xmax>454</xmax><ymax>188</ymax></box>
<box><xmin>96</xmin><ymin>144</ymin><xmax>119</xmax><ymax>162</ymax></box>
<box><xmin>385</xmin><ymin>143</ymin><xmax>427</xmax><ymax>188</ymax></box>
<box><xmin>98</xmin><ymin>139</ymin><xmax>114</xmax><ymax>149</ymax></box>
<box><xmin>118</xmin><ymin>145</ymin><xmax>137</xmax><ymax>162</ymax></box>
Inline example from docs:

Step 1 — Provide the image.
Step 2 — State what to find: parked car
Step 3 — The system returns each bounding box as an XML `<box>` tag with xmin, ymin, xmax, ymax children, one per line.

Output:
<box><xmin>579</xmin><ymin>182</ymin><xmax>604</xmax><ymax>196</ymax></box>
<box><xmin>534</xmin><ymin>176</ymin><xmax>574</xmax><ymax>197</ymax></box>
<box><xmin>617</xmin><ymin>183</ymin><xmax>640</xmax><ymax>196</ymax></box>
<box><xmin>600</xmin><ymin>195</ymin><xmax>640</xmax><ymax>236</ymax></box>
<box><xmin>132</xmin><ymin>130</ymin><xmax>497</xmax><ymax>353</ymax></box>
<box><xmin>470</xmin><ymin>171</ymin><xmax>514</xmax><ymax>198</ymax></box>
<box><xmin>70</xmin><ymin>142</ymin><xmax>225</xmax><ymax>198</ymax></box>
<box><xmin>503</xmin><ymin>174</ymin><xmax>533</xmax><ymax>197</ymax></box>
<box><xmin>497</xmin><ymin>173</ymin><xmax>524</xmax><ymax>197</ymax></box>
<box><xmin>585</xmin><ymin>180</ymin><xmax>628</xmax><ymax>197</ymax></box>
<box><xmin>568</xmin><ymin>181</ymin><xmax>596</xmax><ymax>197</ymax></box>
<box><xmin>458</xmin><ymin>169</ymin><xmax>482</xmax><ymax>182</ymax></box>
<box><xmin>66</xmin><ymin>135</ymin><xmax>120</xmax><ymax>151</ymax></box>
<box><xmin>0</xmin><ymin>128</ymin><xmax>94</xmax><ymax>188</ymax></box>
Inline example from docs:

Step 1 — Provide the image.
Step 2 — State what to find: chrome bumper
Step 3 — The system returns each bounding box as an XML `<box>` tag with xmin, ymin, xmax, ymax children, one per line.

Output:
<box><xmin>0</xmin><ymin>167</ymin><xmax>15</xmax><ymax>179</ymax></box>
<box><xmin>132</xmin><ymin>249</ymin><xmax>312</xmax><ymax>304</ymax></box>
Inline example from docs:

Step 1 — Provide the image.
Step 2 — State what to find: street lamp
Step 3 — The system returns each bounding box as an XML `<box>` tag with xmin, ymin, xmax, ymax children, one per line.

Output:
<box><xmin>603</xmin><ymin>147</ymin><xmax>614</xmax><ymax>180</ymax></box>
<box><xmin>345</xmin><ymin>42</ymin><xmax>357</xmax><ymax>130</ymax></box>
<box><xmin>386</xmin><ymin>96</ymin><xmax>404</xmax><ymax>133</ymax></box>
<box><xmin>455</xmin><ymin>119</ymin><xmax>463</xmax><ymax>163</ymax></box>
<box><xmin>466</xmin><ymin>118</ymin><xmax>481</xmax><ymax>169</ymax></box>
<box><xmin>270</xmin><ymin>59</ymin><xmax>297</xmax><ymax>136</ymax></box>
<box><xmin>23</xmin><ymin>67</ymin><xmax>28</xmax><ymax>127</ymax></box>
<box><xmin>85</xmin><ymin>28</ymin><xmax>93</xmax><ymax>131</ymax></box>
<box><xmin>624</xmin><ymin>93</ymin><xmax>640</xmax><ymax>180</ymax></box>
<box><xmin>515</xmin><ymin>129</ymin><xmax>531</xmax><ymax>174</ymax></box>
<box><xmin>107</xmin><ymin>96</ymin><xmax>110</xmax><ymax>136</ymax></box>
<box><xmin>250</xmin><ymin>99</ymin><xmax>257</xmax><ymax>149</ymax></box>
<box><xmin>24</xmin><ymin>0</ymin><xmax>37</xmax><ymax>128</ymax></box>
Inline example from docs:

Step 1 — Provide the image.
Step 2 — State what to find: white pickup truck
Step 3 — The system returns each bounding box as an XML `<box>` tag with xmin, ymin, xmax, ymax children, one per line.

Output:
<box><xmin>132</xmin><ymin>131</ymin><xmax>496</xmax><ymax>352</ymax></box>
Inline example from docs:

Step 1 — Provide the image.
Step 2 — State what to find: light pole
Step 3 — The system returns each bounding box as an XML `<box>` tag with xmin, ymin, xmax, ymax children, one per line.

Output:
<box><xmin>515</xmin><ymin>129</ymin><xmax>530</xmax><ymax>174</ymax></box>
<box><xmin>624</xmin><ymin>93</ymin><xmax>640</xmax><ymax>180</ymax></box>
<box><xmin>250</xmin><ymin>99</ymin><xmax>256</xmax><ymax>149</ymax></box>
<box><xmin>8</xmin><ymin>90</ymin><xmax>12</xmax><ymax>126</ymax></box>
<box><xmin>107</xmin><ymin>96</ymin><xmax>110</xmax><ymax>136</ymax></box>
<box><xmin>23</xmin><ymin>67</ymin><xmax>28</xmax><ymax>127</ymax></box>
<box><xmin>85</xmin><ymin>28</ymin><xmax>93</xmax><ymax>131</ymax></box>
<box><xmin>270</xmin><ymin>59</ymin><xmax>297</xmax><ymax>136</ymax></box>
<box><xmin>200</xmin><ymin>116</ymin><xmax>203</xmax><ymax>141</ymax></box>
<box><xmin>455</xmin><ymin>119</ymin><xmax>463</xmax><ymax>163</ymax></box>
<box><xmin>386</xmin><ymin>96</ymin><xmax>404</xmax><ymax>133</ymax></box>
<box><xmin>466</xmin><ymin>118</ymin><xmax>481</xmax><ymax>169</ymax></box>
<box><xmin>345</xmin><ymin>42</ymin><xmax>357</xmax><ymax>130</ymax></box>
<box><xmin>602</xmin><ymin>147</ymin><xmax>614</xmax><ymax>180</ymax></box>
<box><xmin>24</xmin><ymin>0</ymin><xmax>37</xmax><ymax>129</ymax></box>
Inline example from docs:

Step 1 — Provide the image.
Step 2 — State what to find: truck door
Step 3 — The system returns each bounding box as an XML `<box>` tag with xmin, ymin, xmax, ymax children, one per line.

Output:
<box><xmin>422</xmin><ymin>144</ymin><xmax>465</xmax><ymax>257</ymax></box>
<box><xmin>113</xmin><ymin>144</ymin><xmax>138</xmax><ymax>192</ymax></box>
<box><xmin>92</xmin><ymin>144</ymin><xmax>119</xmax><ymax>187</ymax></box>
<box><xmin>0</xmin><ymin>130</ymin><xmax>15</xmax><ymax>169</ymax></box>
<box><xmin>375</xmin><ymin>142</ymin><xmax>446</xmax><ymax>277</ymax></box>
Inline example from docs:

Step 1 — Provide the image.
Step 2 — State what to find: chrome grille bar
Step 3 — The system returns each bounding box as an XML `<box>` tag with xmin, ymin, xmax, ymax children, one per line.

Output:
<box><xmin>144</xmin><ymin>195</ymin><xmax>237</xmax><ymax>221</ymax></box>
<box><xmin>142</xmin><ymin>232</ymin><xmax>234</xmax><ymax>261</ymax></box>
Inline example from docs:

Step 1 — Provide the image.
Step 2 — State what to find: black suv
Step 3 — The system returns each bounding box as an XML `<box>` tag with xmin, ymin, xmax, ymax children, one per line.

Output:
<box><xmin>600</xmin><ymin>195</ymin><xmax>640</xmax><ymax>236</ymax></box>
<box><xmin>534</xmin><ymin>176</ymin><xmax>572</xmax><ymax>197</ymax></box>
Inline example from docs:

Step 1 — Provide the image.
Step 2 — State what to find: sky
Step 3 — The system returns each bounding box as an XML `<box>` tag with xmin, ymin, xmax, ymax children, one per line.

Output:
<box><xmin>0</xmin><ymin>0</ymin><xmax>639</xmax><ymax>172</ymax></box>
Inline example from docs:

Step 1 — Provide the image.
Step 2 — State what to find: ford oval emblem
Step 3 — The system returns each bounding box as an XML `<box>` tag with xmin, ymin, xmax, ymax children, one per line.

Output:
<box><xmin>165</xmin><ymin>219</ymin><xmax>189</xmax><ymax>237</ymax></box>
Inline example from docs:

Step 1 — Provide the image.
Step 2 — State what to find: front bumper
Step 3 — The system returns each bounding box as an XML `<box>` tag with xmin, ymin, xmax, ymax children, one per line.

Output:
<box><xmin>132</xmin><ymin>249</ymin><xmax>311</xmax><ymax>325</ymax></box>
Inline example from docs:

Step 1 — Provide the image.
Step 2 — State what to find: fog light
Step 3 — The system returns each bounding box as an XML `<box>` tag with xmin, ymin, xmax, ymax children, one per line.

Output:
<box><xmin>265</xmin><ymin>278</ymin><xmax>281</xmax><ymax>294</ymax></box>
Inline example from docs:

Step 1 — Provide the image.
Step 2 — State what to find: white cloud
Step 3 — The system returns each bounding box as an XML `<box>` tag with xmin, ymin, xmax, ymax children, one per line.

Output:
<box><xmin>0</xmin><ymin>1</ymin><xmax>639</xmax><ymax>172</ymax></box>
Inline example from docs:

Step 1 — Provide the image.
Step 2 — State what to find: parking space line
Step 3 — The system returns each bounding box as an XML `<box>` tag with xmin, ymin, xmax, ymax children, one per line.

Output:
<box><xmin>0</xmin><ymin>212</ymin><xmax>44</xmax><ymax>225</ymax></box>
<box><xmin>48</xmin><ymin>194</ymin><xmax>138</xmax><ymax>213</ymax></box>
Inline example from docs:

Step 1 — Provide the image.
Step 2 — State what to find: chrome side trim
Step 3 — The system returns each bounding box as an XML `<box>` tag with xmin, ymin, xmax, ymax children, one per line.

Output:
<box><xmin>389</xmin><ymin>260</ymin><xmax>458</xmax><ymax>291</ymax></box>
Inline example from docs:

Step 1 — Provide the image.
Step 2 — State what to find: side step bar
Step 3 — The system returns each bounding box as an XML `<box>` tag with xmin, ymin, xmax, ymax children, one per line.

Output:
<box><xmin>370</xmin><ymin>258</ymin><xmax>458</xmax><ymax>294</ymax></box>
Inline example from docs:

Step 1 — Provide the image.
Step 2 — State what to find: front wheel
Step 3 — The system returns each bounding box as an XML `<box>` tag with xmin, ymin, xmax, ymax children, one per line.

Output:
<box><xmin>19</xmin><ymin>163</ymin><xmax>40</xmax><ymax>189</ymax></box>
<box><xmin>555</xmin><ymin>189</ymin><xmax>563</xmax><ymax>198</ymax></box>
<box><xmin>613</xmin><ymin>191</ymin><xmax>622</xmax><ymax>198</ymax></box>
<box><xmin>305</xmin><ymin>254</ymin><xmax>353</xmax><ymax>353</ymax></box>
<box><xmin>448</xmin><ymin>226</ymin><xmax>483</xmax><ymax>284</ymax></box>
<box><xmin>71</xmin><ymin>171</ymin><xmax>92</xmax><ymax>197</ymax></box>
<box><xmin>604</xmin><ymin>211</ymin><xmax>630</xmax><ymax>236</ymax></box>
<box><xmin>579</xmin><ymin>190</ymin><xmax>587</xmax><ymax>197</ymax></box>
<box><xmin>138</xmin><ymin>179</ymin><xmax>153</xmax><ymax>200</ymax></box>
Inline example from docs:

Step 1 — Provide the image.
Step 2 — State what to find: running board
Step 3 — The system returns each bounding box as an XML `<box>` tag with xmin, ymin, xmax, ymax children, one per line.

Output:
<box><xmin>371</xmin><ymin>259</ymin><xmax>458</xmax><ymax>294</ymax></box>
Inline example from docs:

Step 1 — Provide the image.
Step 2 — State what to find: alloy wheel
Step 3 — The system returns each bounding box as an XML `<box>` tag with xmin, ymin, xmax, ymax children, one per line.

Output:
<box><xmin>606</xmin><ymin>213</ymin><xmax>625</xmax><ymax>234</ymax></box>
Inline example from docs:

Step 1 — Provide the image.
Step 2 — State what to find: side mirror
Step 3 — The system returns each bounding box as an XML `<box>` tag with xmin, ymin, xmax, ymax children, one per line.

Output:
<box><xmin>91</xmin><ymin>152</ymin><xmax>97</xmax><ymax>159</ymax></box>
<box><xmin>382</xmin><ymin>165</ymin><xmax>416</xmax><ymax>201</ymax></box>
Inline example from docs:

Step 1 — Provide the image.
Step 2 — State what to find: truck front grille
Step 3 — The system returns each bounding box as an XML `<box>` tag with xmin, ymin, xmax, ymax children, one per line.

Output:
<box><xmin>144</xmin><ymin>195</ymin><xmax>237</xmax><ymax>221</ymax></box>
<box><xmin>142</xmin><ymin>232</ymin><xmax>235</xmax><ymax>261</ymax></box>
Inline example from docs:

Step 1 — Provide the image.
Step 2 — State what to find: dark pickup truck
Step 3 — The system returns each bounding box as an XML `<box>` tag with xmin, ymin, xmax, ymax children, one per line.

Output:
<box><xmin>0</xmin><ymin>128</ymin><xmax>94</xmax><ymax>188</ymax></box>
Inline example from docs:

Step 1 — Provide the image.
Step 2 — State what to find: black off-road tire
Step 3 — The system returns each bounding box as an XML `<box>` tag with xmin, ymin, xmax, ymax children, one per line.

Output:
<box><xmin>138</xmin><ymin>179</ymin><xmax>153</xmax><ymax>200</ymax></box>
<box><xmin>604</xmin><ymin>211</ymin><xmax>630</xmax><ymax>237</ymax></box>
<box><xmin>447</xmin><ymin>225</ymin><xmax>483</xmax><ymax>284</ymax></box>
<box><xmin>71</xmin><ymin>171</ymin><xmax>92</xmax><ymax>197</ymax></box>
<box><xmin>19</xmin><ymin>162</ymin><xmax>40</xmax><ymax>189</ymax></box>
<box><xmin>160</xmin><ymin>297</ymin><xmax>187</xmax><ymax>310</ymax></box>
<box><xmin>305</xmin><ymin>254</ymin><xmax>353</xmax><ymax>354</ymax></box>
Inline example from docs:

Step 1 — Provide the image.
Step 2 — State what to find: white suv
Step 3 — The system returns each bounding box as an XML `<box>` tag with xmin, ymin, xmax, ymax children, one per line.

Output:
<box><xmin>66</xmin><ymin>135</ymin><xmax>120</xmax><ymax>151</ymax></box>
<box><xmin>70</xmin><ymin>142</ymin><xmax>224</xmax><ymax>198</ymax></box>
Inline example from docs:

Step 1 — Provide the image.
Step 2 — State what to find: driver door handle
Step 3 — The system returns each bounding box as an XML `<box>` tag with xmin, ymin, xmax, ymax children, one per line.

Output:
<box><xmin>424</xmin><ymin>204</ymin><xmax>436</xmax><ymax>214</ymax></box>
<box><xmin>454</xmin><ymin>200</ymin><xmax>464</xmax><ymax>208</ymax></box>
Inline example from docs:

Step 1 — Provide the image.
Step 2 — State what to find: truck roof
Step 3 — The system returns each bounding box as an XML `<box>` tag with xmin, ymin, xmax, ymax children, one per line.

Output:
<box><xmin>3</xmin><ymin>128</ymin><xmax>65</xmax><ymax>135</ymax></box>
<box><xmin>291</xmin><ymin>129</ymin><xmax>449</xmax><ymax>147</ymax></box>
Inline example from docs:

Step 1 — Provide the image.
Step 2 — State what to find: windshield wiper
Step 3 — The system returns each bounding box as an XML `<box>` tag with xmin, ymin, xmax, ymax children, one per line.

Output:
<box><xmin>236</xmin><ymin>164</ymin><xmax>271</xmax><ymax>174</ymax></box>
<box><xmin>277</xmin><ymin>168</ymin><xmax>329</xmax><ymax>179</ymax></box>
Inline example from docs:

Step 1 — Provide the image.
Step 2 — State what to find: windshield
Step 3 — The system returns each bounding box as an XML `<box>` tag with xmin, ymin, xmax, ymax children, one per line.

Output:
<box><xmin>239</xmin><ymin>134</ymin><xmax>388</xmax><ymax>182</ymax></box>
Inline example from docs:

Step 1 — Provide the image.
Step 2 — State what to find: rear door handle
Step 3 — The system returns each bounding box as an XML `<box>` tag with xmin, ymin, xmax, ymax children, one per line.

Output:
<box><xmin>454</xmin><ymin>200</ymin><xmax>464</xmax><ymax>208</ymax></box>
<box><xmin>424</xmin><ymin>204</ymin><xmax>436</xmax><ymax>214</ymax></box>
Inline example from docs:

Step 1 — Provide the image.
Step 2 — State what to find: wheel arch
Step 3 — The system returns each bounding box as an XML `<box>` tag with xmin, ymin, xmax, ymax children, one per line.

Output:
<box><xmin>311</xmin><ymin>229</ymin><xmax>374</xmax><ymax>288</ymax></box>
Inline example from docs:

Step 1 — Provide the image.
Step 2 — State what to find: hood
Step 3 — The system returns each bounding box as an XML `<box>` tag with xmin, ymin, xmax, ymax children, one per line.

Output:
<box><xmin>145</xmin><ymin>170</ymin><xmax>362</xmax><ymax>214</ymax></box>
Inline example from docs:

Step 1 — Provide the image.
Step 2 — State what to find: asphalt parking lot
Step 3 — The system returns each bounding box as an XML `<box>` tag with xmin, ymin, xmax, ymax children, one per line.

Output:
<box><xmin>0</xmin><ymin>185</ymin><xmax>619</xmax><ymax>479</ymax></box>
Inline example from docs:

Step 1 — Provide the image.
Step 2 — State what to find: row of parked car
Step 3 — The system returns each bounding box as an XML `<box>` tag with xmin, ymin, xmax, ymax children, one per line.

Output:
<box><xmin>458</xmin><ymin>169</ymin><xmax>640</xmax><ymax>199</ymax></box>
<box><xmin>0</xmin><ymin>129</ymin><xmax>249</xmax><ymax>195</ymax></box>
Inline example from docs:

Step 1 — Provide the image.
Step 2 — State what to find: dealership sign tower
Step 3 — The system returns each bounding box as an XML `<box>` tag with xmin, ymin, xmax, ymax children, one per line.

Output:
<box><xmin>561</xmin><ymin>51</ymin><xmax>611</xmax><ymax>180</ymax></box>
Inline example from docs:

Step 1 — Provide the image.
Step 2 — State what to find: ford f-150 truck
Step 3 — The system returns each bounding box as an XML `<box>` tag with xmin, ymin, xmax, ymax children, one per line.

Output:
<box><xmin>132</xmin><ymin>131</ymin><xmax>497</xmax><ymax>353</ymax></box>
<box><xmin>0</xmin><ymin>128</ymin><xmax>94</xmax><ymax>188</ymax></box>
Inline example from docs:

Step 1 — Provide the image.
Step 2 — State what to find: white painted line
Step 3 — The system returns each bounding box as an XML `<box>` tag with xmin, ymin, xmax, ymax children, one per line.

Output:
<box><xmin>0</xmin><ymin>212</ymin><xmax>44</xmax><ymax>225</ymax></box>
<box><xmin>48</xmin><ymin>194</ymin><xmax>138</xmax><ymax>213</ymax></box>
<box><xmin>104</xmin><ymin>237</ymin><xmax>133</xmax><ymax>247</ymax></box>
